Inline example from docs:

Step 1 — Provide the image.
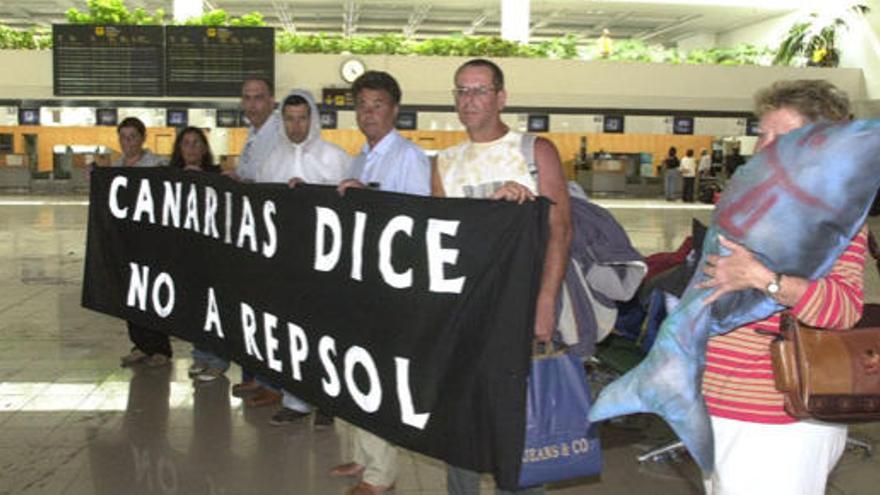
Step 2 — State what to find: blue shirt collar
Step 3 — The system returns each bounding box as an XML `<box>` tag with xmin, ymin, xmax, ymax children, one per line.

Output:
<box><xmin>362</xmin><ymin>129</ymin><xmax>400</xmax><ymax>156</ymax></box>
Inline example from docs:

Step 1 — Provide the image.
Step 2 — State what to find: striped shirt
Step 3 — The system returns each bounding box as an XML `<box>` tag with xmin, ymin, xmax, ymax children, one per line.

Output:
<box><xmin>702</xmin><ymin>226</ymin><xmax>868</xmax><ymax>424</ymax></box>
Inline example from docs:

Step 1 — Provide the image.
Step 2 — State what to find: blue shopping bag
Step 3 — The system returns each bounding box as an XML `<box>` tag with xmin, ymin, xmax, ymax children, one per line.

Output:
<box><xmin>517</xmin><ymin>348</ymin><xmax>602</xmax><ymax>488</ymax></box>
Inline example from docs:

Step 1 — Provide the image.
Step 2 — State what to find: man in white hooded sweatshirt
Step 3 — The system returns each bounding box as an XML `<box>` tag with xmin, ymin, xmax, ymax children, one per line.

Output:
<box><xmin>257</xmin><ymin>89</ymin><xmax>350</xmax><ymax>185</ymax></box>
<box><xmin>264</xmin><ymin>89</ymin><xmax>352</xmax><ymax>426</ymax></box>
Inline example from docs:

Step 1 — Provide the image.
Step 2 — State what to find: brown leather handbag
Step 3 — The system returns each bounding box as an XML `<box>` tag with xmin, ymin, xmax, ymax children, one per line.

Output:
<box><xmin>770</xmin><ymin>312</ymin><xmax>880</xmax><ymax>422</ymax></box>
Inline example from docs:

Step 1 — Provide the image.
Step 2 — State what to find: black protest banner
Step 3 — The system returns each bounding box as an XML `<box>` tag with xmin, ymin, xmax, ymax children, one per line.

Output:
<box><xmin>82</xmin><ymin>167</ymin><xmax>548</xmax><ymax>488</ymax></box>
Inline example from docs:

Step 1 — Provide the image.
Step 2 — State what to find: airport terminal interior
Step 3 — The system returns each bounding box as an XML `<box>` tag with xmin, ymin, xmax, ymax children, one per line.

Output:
<box><xmin>3</xmin><ymin>199</ymin><xmax>880</xmax><ymax>494</ymax></box>
<box><xmin>3</xmin><ymin>0</ymin><xmax>880</xmax><ymax>494</ymax></box>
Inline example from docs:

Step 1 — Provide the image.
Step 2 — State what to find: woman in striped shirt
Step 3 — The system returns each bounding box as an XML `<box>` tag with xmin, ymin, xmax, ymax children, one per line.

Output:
<box><xmin>697</xmin><ymin>80</ymin><xmax>865</xmax><ymax>495</ymax></box>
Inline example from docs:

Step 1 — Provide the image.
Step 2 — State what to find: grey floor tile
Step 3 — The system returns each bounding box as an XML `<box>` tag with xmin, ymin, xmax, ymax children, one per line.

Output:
<box><xmin>0</xmin><ymin>196</ymin><xmax>878</xmax><ymax>495</ymax></box>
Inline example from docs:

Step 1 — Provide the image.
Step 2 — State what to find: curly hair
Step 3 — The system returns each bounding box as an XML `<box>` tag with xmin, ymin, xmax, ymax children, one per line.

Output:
<box><xmin>754</xmin><ymin>80</ymin><xmax>851</xmax><ymax>123</ymax></box>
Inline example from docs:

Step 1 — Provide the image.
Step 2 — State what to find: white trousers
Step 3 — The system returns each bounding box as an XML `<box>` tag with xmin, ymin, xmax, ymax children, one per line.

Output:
<box><xmin>704</xmin><ymin>416</ymin><xmax>847</xmax><ymax>495</ymax></box>
<box><xmin>352</xmin><ymin>427</ymin><xmax>398</xmax><ymax>487</ymax></box>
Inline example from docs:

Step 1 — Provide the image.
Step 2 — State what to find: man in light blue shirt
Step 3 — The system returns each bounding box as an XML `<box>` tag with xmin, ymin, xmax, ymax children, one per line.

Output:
<box><xmin>332</xmin><ymin>71</ymin><xmax>430</xmax><ymax>495</ymax></box>
<box><xmin>338</xmin><ymin>71</ymin><xmax>430</xmax><ymax>197</ymax></box>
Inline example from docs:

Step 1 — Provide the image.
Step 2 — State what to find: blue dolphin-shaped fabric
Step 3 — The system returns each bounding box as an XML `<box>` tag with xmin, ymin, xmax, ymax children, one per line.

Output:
<box><xmin>589</xmin><ymin>119</ymin><xmax>880</xmax><ymax>472</ymax></box>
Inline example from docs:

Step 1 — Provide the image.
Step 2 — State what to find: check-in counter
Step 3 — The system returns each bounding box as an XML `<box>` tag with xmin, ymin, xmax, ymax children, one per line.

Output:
<box><xmin>577</xmin><ymin>156</ymin><xmax>631</xmax><ymax>195</ymax></box>
<box><xmin>0</xmin><ymin>153</ymin><xmax>31</xmax><ymax>190</ymax></box>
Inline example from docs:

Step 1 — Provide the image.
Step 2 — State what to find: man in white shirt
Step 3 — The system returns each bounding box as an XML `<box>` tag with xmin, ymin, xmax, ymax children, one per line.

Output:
<box><xmin>259</xmin><ymin>89</ymin><xmax>350</xmax><ymax>185</ymax></box>
<box><xmin>210</xmin><ymin>76</ymin><xmax>285</xmax><ymax>406</ymax></box>
<box><xmin>680</xmin><ymin>148</ymin><xmax>697</xmax><ymax>203</ymax></box>
<box><xmin>229</xmin><ymin>76</ymin><xmax>283</xmax><ymax>182</ymax></box>
<box><xmin>267</xmin><ymin>89</ymin><xmax>351</xmax><ymax>428</ymax></box>
<box><xmin>433</xmin><ymin>57</ymin><xmax>570</xmax><ymax>495</ymax></box>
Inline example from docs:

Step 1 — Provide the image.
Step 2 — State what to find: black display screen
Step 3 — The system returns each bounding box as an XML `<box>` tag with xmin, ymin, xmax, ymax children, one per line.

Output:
<box><xmin>167</xmin><ymin>109</ymin><xmax>188</xmax><ymax>127</ymax></box>
<box><xmin>396</xmin><ymin>111</ymin><xmax>418</xmax><ymax>130</ymax></box>
<box><xmin>673</xmin><ymin>116</ymin><xmax>695</xmax><ymax>135</ymax></box>
<box><xmin>18</xmin><ymin>108</ymin><xmax>40</xmax><ymax>125</ymax></box>
<box><xmin>746</xmin><ymin>117</ymin><xmax>760</xmax><ymax>136</ymax></box>
<box><xmin>165</xmin><ymin>26</ymin><xmax>275</xmax><ymax>97</ymax></box>
<box><xmin>53</xmin><ymin>25</ymin><xmax>164</xmax><ymax>97</ymax></box>
<box><xmin>527</xmin><ymin>114</ymin><xmax>549</xmax><ymax>133</ymax></box>
<box><xmin>603</xmin><ymin>115</ymin><xmax>624</xmax><ymax>134</ymax></box>
<box><xmin>320</xmin><ymin>110</ymin><xmax>338</xmax><ymax>129</ymax></box>
<box><xmin>96</xmin><ymin>108</ymin><xmax>118</xmax><ymax>126</ymax></box>
<box><xmin>216</xmin><ymin>109</ymin><xmax>243</xmax><ymax>127</ymax></box>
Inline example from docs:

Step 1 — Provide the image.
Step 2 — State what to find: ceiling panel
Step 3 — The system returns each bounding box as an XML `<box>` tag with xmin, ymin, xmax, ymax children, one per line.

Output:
<box><xmin>0</xmin><ymin>0</ymin><xmax>797</xmax><ymax>46</ymax></box>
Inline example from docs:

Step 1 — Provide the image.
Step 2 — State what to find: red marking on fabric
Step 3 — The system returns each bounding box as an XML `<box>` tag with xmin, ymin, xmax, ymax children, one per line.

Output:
<box><xmin>717</xmin><ymin>141</ymin><xmax>838</xmax><ymax>237</ymax></box>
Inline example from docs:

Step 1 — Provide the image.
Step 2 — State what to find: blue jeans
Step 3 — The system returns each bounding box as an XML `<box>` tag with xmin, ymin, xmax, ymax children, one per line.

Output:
<box><xmin>665</xmin><ymin>169</ymin><xmax>681</xmax><ymax>200</ymax></box>
<box><xmin>192</xmin><ymin>346</ymin><xmax>271</xmax><ymax>388</ymax></box>
<box><xmin>191</xmin><ymin>346</ymin><xmax>229</xmax><ymax>372</ymax></box>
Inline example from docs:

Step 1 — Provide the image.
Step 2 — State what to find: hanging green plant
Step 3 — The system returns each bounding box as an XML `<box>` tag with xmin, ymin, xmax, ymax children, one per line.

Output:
<box><xmin>684</xmin><ymin>44</ymin><xmax>774</xmax><ymax>66</ymax></box>
<box><xmin>66</xmin><ymin>0</ymin><xmax>165</xmax><ymax>25</ymax></box>
<box><xmin>774</xmin><ymin>3</ymin><xmax>870</xmax><ymax>67</ymax></box>
<box><xmin>185</xmin><ymin>9</ymin><xmax>267</xmax><ymax>27</ymax></box>
<box><xmin>65</xmin><ymin>1</ymin><xmax>265</xmax><ymax>27</ymax></box>
<box><xmin>0</xmin><ymin>26</ymin><xmax>52</xmax><ymax>49</ymax></box>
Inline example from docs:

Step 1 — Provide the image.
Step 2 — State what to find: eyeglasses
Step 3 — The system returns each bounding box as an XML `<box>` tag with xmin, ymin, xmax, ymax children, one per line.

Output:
<box><xmin>452</xmin><ymin>86</ymin><xmax>497</xmax><ymax>98</ymax></box>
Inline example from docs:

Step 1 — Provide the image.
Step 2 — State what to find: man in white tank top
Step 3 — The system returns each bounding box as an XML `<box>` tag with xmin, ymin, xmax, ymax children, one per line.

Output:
<box><xmin>433</xmin><ymin>59</ymin><xmax>572</xmax><ymax>495</ymax></box>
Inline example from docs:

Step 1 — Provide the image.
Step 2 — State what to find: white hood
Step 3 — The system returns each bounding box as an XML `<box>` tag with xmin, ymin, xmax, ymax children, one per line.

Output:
<box><xmin>279</xmin><ymin>88</ymin><xmax>323</xmax><ymax>153</ymax></box>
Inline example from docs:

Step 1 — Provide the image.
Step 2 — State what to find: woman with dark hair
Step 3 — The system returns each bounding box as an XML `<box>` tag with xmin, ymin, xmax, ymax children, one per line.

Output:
<box><xmin>168</xmin><ymin>127</ymin><xmax>228</xmax><ymax>382</ymax></box>
<box><xmin>169</xmin><ymin>127</ymin><xmax>220</xmax><ymax>173</ymax></box>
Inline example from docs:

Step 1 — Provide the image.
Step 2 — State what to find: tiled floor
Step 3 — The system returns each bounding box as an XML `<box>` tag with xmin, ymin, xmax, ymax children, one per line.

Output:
<box><xmin>1</xmin><ymin>195</ymin><xmax>878</xmax><ymax>495</ymax></box>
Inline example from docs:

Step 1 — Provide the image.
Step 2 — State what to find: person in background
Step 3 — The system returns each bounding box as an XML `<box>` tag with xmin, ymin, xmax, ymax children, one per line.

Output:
<box><xmin>724</xmin><ymin>146</ymin><xmax>745</xmax><ymax>178</ymax></box>
<box><xmin>698</xmin><ymin>79</ymin><xmax>866</xmax><ymax>495</ymax></box>
<box><xmin>266</xmin><ymin>89</ymin><xmax>350</xmax><ymax>428</ymax></box>
<box><xmin>680</xmin><ymin>148</ymin><xmax>697</xmax><ymax>203</ymax></box>
<box><xmin>330</xmin><ymin>71</ymin><xmax>431</xmax><ymax>495</ymax></box>
<box><xmin>698</xmin><ymin>148</ymin><xmax>712</xmax><ymax>177</ymax></box>
<box><xmin>663</xmin><ymin>146</ymin><xmax>680</xmax><ymax>201</ymax></box>
<box><xmin>115</xmin><ymin>117</ymin><xmax>172</xmax><ymax>368</ymax></box>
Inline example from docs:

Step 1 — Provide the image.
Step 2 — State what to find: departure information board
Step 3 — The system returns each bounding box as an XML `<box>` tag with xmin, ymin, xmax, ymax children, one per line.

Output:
<box><xmin>165</xmin><ymin>26</ymin><xmax>274</xmax><ymax>97</ymax></box>
<box><xmin>53</xmin><ymin>25</ymin><xmax>164</xmax><ymax>97</ymax></box>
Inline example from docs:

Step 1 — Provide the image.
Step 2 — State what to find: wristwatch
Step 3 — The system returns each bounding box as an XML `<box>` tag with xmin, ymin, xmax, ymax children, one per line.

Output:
<box><xmin>766</xmin><ymin>272</ymin><xmax>782</xmax><ymax>298</ymax></box>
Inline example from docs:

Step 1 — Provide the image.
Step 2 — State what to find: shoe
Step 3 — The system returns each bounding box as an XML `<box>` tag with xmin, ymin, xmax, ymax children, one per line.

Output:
<box><xmin>313</xmin><ymin>410</ymin><xmax>335</xmax><ymax>429</ymax></box>
<box><xmin>145</xmin><ymin>354</ymin><xmax>170</xmax><ymax>367</ymax></box>
<box><xmin>268</xmin><ymin>407</ymin><xmax>310</xmax><ymax>426</ymax></box>
<box><xmin>345</xmin><ymin>481</ymin><xmax>394</xmax><ymax>495</ymax></box>
<box><xmin>194</xmin><ymin>367</ymin><xmax>225</xmax><ymax>383</ymax></box>
<box><xmin>188</xmin><ymin>361</ymin><xmax>208</xmax><ymax>377</ymax></box>
<box><xmin>244</xmin><ymin>388</ymin><xmax>281</xmax><ymax>408</ymax></box>
<box><xmin>120</xmin><ymin>348</ymin><xmax>148</xmax><ymax>367</ymax></box>
<box><xmin>330</xmin><ymin>462</ymin><xmax>365</xmax><ymax>477</ymax></box>
<box><xmin>231</xmin><ymin>380</ymin><xmax>260</xmax><ymax>398</ymax></box>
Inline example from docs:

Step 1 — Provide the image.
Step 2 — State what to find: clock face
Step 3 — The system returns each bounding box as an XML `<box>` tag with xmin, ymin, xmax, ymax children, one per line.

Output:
<box><xmin>341</xmin><ymin>59</ymin><xmax>365</xmax><ymax>83</ymax></box>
